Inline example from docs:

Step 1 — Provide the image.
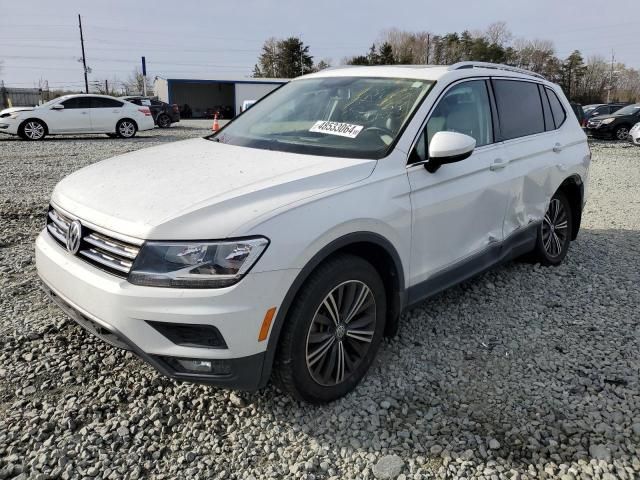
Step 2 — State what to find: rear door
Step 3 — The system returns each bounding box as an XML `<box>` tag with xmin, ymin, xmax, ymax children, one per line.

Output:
<box><xmin>90</xmin><ymin>97</ymin><xmax>125</xmax><ymax>132</ymax></box>
<box><xmin>407</xmin><ymin>78</ymin><xmax>510</xmax><ymax>293</ymax></box>
<box><xmin>49</xmin><ymin>97</ymin><xmax>92</xmax><ymax>133</ymax></box>
<box><xmin>493</xmin><ymin>78</ymin><xmax>572</xmax><ymax>237</ymax></box>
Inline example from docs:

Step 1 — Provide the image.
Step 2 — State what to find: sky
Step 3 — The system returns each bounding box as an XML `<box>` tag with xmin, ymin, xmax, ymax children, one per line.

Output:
<box><xmin>1</xmin><ymin>0</ymin><xmax>638</xmax><ymax>90</ymax></box>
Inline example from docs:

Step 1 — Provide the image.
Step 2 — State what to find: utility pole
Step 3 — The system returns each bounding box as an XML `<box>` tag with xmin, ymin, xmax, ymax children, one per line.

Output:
<box><xmin>141</xmin><ymin>56</ymin><xmax>147</xmax><ymax>96</ymax></box>
<box><xmin>105</xmin><ymin>79</ymin><xmax>108</xmax><ymax>95</ymax></box>
<box><xmin>78</xmin><ymin>14</ymin><xmax>89</xmax><ymax>93</ymax></box>
<box><xmin>607</xmin><ymin>50</ymin><xmax>615</xmax><ymax>103</ymax></box>
<box><xmin>425</xmin><ymin>33</ymin><xmax>431</xmax><ymax>64</ymax></box>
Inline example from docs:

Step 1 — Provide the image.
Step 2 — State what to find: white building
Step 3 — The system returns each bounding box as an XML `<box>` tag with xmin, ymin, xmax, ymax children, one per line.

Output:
<box><xmin>153</xmin><ymin>75</ymin><xmax>288</xmax><ymax>119</ymax></box>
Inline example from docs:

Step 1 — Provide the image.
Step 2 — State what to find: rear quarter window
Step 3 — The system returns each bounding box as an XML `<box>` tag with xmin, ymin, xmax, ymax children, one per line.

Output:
<box><xmin>493</xmin><ymin>79</ymin><xmax>545</xmax><ymax>140</ymax></box>
<box><xmin>545</xmin><ymin>88</ymin><xmax>567</xmax><ymax>128</ymax></box>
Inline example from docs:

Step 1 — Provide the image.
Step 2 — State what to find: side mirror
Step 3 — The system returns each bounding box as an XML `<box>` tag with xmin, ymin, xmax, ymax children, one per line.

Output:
<box><xmin>425</xmin><ymin>131</ymin><xmax>476</xmax><ymax>173</ymax></box>
<box><xmin>51</xmin><ymin>104</ymin><xmax>64</xmax><ymax>110</ymax></box>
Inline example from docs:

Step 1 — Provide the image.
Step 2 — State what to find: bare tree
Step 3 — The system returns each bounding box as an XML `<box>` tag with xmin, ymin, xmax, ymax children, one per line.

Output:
<box><xmin>485</xmin><ymin>22</ymin><xmax>513</xmax><ymax>47</ymax></box>
<box><xmin>125</xmin><ymin>68</ymin><xmax>153</xmax><ymax>95</ymax></box>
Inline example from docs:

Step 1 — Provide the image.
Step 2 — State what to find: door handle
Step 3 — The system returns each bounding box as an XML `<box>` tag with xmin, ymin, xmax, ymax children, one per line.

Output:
<box><xmin>552</xmin><ymin>143</ymin><xmax>563</xmax><ymax>153</ymax></box>
<box><xmin>489</xmin><ymin>158</ymin><xmax>507</xmax><ymax>171</ymax></box>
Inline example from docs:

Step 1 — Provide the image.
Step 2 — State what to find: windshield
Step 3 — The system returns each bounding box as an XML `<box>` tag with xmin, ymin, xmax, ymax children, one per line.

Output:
<box><xmin>614</xmin><ymin>104</ymin><xmax>640</xmax><ymax>116</ymax></box>
<box><xmin>582</xmin><ymin>105</ymin><xmax>599</xmax><ymax>113</ymax></box>
<box><xmin>210</xmin><ymin>76</ymin><xmax>434</xmax><ymax>159</ymax></box>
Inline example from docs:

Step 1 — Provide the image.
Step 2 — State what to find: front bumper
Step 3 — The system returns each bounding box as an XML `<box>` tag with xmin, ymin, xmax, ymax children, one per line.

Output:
<box><xmin>0</xmin><ymin>121</ymin><xmax>19</xmax><ymax>135</ymax></box>
<box><xmin>36</xmin><ymin>229</ymin><xmax>298</xmax><ymax>389</ymax></box>
<box><xmin>585</xmin><ymin>125</ymin><xmax>615</xmax><ymax>138</ymax></box>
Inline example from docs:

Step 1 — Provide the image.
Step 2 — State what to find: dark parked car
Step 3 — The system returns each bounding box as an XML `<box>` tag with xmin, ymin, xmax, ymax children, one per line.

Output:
<box><xmin>570</xmin><ymin>102</ymin><xmax>585</xmax><ymax>127</ymax></box>
<box><xmin>582</xmin><ymin>103</ymin><xmax>628</xmax><ymax>127</ymax></box>
<box><xmin>585</xmin><ymin>104</ymin><xmax>640</xmax><ymax>140</ymax></box>
<box><xmin>122</xmin><ymin>96</ymin><xmax>180</xmax><ymax>128</ymax></box>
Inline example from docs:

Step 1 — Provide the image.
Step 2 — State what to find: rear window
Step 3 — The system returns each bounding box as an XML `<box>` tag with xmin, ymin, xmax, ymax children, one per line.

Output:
<box><xmin>545</xmin><ymin>88</ymin><xmax>567</xmax><ymax>128</ymax></box>
<box><xmin>493</xmin><ymin>80</ymin><xmax>545</xmax><ymax>140</ymax></box>
<box><xmin>91</xmin><ymin>97</ymin><xmax>124</xmax><ymax>108</ymax></box>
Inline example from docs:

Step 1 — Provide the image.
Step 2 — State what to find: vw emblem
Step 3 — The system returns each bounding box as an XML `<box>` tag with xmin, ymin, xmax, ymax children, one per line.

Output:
<box><xmin>66</xmin><ymin>220</ymin><xmax>82</xmax><ymax>255</ymax></box>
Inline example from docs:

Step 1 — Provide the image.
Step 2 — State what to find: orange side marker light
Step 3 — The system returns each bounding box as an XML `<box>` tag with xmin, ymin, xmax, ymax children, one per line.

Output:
<box><xmin>258</xmin><ymin>307</ymin><xmax>277</xmax><ymax>342</ymax></box>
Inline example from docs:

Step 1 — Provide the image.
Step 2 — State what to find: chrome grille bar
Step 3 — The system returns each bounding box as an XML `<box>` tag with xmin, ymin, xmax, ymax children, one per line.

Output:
<box><xmin>46</xmin><ymin>205</ymin><xmax>140</xmax><ymax>277</ymax></box>
<box><xmin>79</xmin><ymin>248</ymin><xmax>133</xmax><ymax>274</ymax></box>
<box><xmin>84</xmin><ymin>233</ymin><xmax>139</xmax><ymax>260</ymax></box>
<box><xmin>47</xmin><ymin>222</ymin><xmax>67</xmax><ymax>244</ymax></box>
<box><xmin>48</xmin><ymin>209</ymin><xmax>70</xmax><ymax>232</ymax></box>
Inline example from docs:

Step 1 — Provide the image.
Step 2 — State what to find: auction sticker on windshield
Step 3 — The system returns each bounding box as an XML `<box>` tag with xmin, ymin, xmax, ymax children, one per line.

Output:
<box><xmin>309</xmin><ymin>121</ymin><xmax>364</xmax><ymax>138</ymax></box>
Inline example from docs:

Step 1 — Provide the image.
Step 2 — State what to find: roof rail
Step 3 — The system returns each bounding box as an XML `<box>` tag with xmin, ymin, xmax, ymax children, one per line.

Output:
<box><xmin>448</xmin><ymin>61</ymin><xmax>546</xmax><ymax>80</ymax></box>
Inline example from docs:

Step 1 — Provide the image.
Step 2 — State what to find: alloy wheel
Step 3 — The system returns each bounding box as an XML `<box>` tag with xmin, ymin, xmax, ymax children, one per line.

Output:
<box><xmin>616</xmin><ymin>127</ymin><xmax>629</xmax><ymax>140</ymax></box>
<box><xmin>158</xmin><ymin>115</ymin><xmax>170</xmax><ymax>128</ymax></box>
<box><xmin>305</xmin><ymin>280</ymin><xmax>376</xmax><ymax>386</ymax></box>
<box><xmin>24</xmin><ymin>121</ymin><xmax>44</xmax><ymax>140</ymax></box>
<box><xmin>542</xmin><ymin>198</ymin><xmax>569</xmax><ymax>258</ymax></box>
<box><xmin>119</xmin><ymin>121</ymin><xmax>135</xmax><ymax>137</ymax></box>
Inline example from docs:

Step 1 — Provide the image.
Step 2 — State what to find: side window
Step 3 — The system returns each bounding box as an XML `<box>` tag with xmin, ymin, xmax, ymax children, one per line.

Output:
<box><xmin>493</xmin><ymin>80</ymin><xmax>545</xmax><ymax>140</ymax></box>
<box><xmin>91</xmin><ymin>97</ymin><xmax>124</xmax><ymax>108</ymax></box>
<box><xmin>545</xmin><ymin>88</ymin><xmax>566</xmax><ymax>128</ymax></box>
<box><xmin>61</xmin><ymin>97</ymin><xmax>91</xmax><ymax>109</ymax></box>
<box><xmin>425</xmin><ymin>80</ymin><xmax>493</xmax><ymax>150</ymax></box>
<box><xmin>538</xmin><ymin>85</ymin><xmax>554</xmax><ymax>132</ymax></box>
<box><xmin>151</xmin><ymin>100</ymin><xmax>164</xmax><ymax>107</ymax></box>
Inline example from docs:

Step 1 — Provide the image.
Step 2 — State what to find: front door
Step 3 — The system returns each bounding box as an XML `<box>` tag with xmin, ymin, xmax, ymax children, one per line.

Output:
<box><xmin>407</xmin><ymin>79</ymin><xmax>511</xmax><ymax>298</ymax></box>
<box><xmin>49</xmin><ymin>97</ymin><xmax>92</xmax><ymax>133</ymax></box>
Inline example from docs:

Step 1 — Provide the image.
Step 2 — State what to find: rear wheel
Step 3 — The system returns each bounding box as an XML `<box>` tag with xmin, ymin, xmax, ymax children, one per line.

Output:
<box><xmin>116</xmin><ymin>119</ymin><xmax>137</xmax><ymax>138</ymax></box>
<box><xmin>19</xmin><ymin>120</ymin><xmax>46</xmax><ymax>141</ymax></box>
<box><xmin>156</xmin><ymin>114</ymin><xmax>171</xmax><ymax>128</ymax></box>
<box><xmin>532</xmin><ymin>191</ymin><xmax>573</xmax><ymax>266</ymax></box>
<box><xmin>273</xmin><ymin>254</ymin><xmax>386</xmax><ymax>403</ymax></box>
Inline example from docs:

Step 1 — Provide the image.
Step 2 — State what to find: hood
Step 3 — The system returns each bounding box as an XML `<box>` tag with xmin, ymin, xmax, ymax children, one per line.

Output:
<box><xmin>0</xmin><ymin>106</ymin><xmax>34</xmax><ymax>116</ymax></box>
<box><xmin>52</xmin><ymin>138</ymin><xmax>376</xmax><ymax>239</ymax></box>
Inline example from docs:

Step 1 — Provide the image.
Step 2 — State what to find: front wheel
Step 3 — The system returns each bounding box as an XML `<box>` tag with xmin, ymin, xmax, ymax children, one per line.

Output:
<box><xmin>532</xmin><ymin>191</ymin><xmax>573</xmax><ymax>266</ymax></box>
<box><xmin>19</xmin><ymin>120</ymin><xmax>46</xmax><ymax>141</ymax></box>
<box><xmin>273</xmin><ymin>254</ymin><xmax>387</xmax><ymax>403</ymax></box>
<box><xmin>615</xmin><ymin>126</ymin><xmax>630</xmax><ymax>141</ymax></box>
<box><xmin>116</xmin><ymin>119</ymin><xmax>137</xmax><ymax>138</ymax></box>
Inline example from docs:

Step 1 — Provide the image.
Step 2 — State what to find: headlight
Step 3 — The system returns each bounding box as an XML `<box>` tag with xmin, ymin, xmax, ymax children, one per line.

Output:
<box><xmin>601</xmin><ymin>118</ymin><xmax>615</xmax><ymax>125</ymax></box>
<box><xmin>128</xmin><ymin>237</ymin><xmax>269</xmax><ymax>288</ymax></box>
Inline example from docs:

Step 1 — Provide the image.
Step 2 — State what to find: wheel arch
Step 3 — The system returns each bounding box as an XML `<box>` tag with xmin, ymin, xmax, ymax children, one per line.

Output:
<box><xmin>557</xmin><ymin>174</ymin><xmax>584</xmax><ymax>240</ymax></box>
<box><xmin>258</xmin><ymin>231</ymin><xmax>406</xmax><ymax>388</ymax></box>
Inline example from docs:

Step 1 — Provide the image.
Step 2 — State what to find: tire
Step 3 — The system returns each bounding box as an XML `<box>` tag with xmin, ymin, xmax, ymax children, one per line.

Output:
<box><xmin>116</xmin><ymin>119</ymin><xmax>137</xmax><ymax>138</ymax></box>
<box><xmin>273</xmin><ymin>254</ymin><xmax>387</xmax><ymax>403</ymax></box>
<box><xmin>531</xmin><ymin>191</ymin><xmax>573</xmax><ymax>266</ymax></box>
<box><xmin>156</xmin><ymin>114</ymin><xmax>171</xmax><ymax>128</ymax></box>
<box><xmin>19</xmin><ymin>119</ymin><xmax>46</xmax><ymax>141</ymax></box>
<box><xmin>614</xmin><ymin>125</ymin><xmax>630</xmax><ymax>141</ymax></box>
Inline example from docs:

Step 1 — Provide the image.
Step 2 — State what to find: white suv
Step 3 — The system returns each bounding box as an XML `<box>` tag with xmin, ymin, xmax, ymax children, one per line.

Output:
<box><xmin>0</xmin><ymin>94</ymin><xmax>155</xmax><ymax>140</ymax></box>
<box><xmin>36</xmin><ymin>62</ymin><xmax>590</xmax><ymax>403</ymax></box>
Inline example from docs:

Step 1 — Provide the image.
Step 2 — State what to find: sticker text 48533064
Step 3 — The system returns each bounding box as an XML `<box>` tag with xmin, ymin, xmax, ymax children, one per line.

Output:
<box><xmin>309</xmin><ymin>121</ymin><xmax>364</xmax><ymax>139</ymax></box>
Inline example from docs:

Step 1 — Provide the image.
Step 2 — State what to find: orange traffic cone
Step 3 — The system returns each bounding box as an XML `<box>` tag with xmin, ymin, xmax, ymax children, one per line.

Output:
<box><xmin>212</xmin><ymin>113</ymin><xmax>220</xmax><ymax>132</ymax></box>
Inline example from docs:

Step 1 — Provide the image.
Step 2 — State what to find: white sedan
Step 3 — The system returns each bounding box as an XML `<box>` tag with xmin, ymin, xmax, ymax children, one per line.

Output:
<box><xmin>0</xmin><ymin>94</ymin><xmax>155</xmax><ymax>140</ymax></box>
<box><xmin>630</xmin><ymin>122</ymin><xmax>640</xmax><ymax>146</ymax></box>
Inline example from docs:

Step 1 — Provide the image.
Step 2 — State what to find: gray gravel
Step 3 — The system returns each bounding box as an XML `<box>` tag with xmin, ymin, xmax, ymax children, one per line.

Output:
<box><xmin>1</xmin><ymin>126</ymin><xmax>639</xmax><ymax>479</ymax></box>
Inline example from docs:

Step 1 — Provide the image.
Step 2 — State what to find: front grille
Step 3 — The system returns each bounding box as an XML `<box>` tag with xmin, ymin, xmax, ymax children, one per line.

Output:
<box><xmin>587</xmin><ymin>120</ymin><xmax>602</xmax><ymax>128</ymax></box>
<box><xmin>46</xmin><ymin>205</ymin><xmax>141</xmax><ymax>277</ymax></box>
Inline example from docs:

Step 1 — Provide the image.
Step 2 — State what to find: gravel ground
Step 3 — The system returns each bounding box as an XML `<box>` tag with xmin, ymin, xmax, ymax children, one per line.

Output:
<box><xmin>1</xmin><ymin>124</ymin><xmax>639</xmax><ymax>479</ymax></box>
